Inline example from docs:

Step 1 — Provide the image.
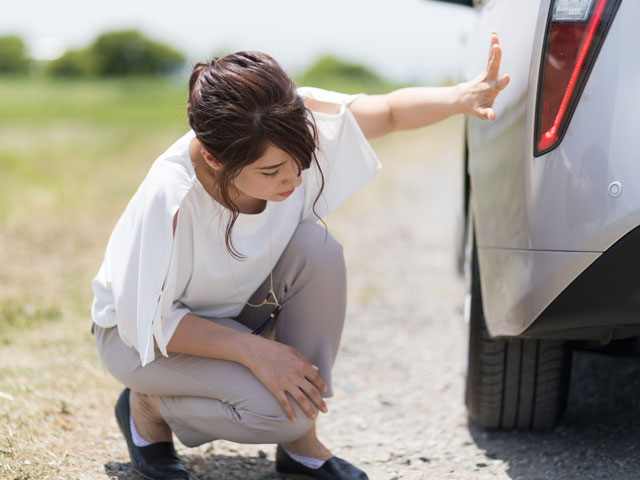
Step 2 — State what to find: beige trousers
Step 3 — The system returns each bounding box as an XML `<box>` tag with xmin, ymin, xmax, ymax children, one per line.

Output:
<box><xmin>94</xmin><ymin>222</ymin><xmax>347</xmax><ymax>448</ymax></box>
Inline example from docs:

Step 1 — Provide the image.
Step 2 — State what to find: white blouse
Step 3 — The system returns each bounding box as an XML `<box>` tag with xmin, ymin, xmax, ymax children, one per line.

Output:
<box><xmin>91</xmin><ymin>87</ymin><xmax>382</xmax><ymax>367</ymax></box>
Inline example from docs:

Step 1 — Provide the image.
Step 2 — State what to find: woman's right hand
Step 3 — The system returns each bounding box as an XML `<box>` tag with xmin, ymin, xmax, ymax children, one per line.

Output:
<box><xmin>242</xmin><ymin>334</ymin><xmax>328</xmax><ymax>422</ymax></box>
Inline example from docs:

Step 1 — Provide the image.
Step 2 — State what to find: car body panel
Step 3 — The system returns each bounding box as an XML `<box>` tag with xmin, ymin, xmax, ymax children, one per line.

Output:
<box><xmin>477</xmin><ymin>247</ymin><xmax>600</xmax><ymax>336</ymax></box>
<box><xmin>460</xmin><ymin>0</ymin><xmax>640</xmax><ymax>337</ymax></box>
<box><xmin>528</xmin><ymin>0</ymin><xmax>640</xmax><ymax>253</ymax></box>
<box><xmin>465</xmin><ymin>0</ymin><xmax>545</xmax><ymax>251</ymax></box>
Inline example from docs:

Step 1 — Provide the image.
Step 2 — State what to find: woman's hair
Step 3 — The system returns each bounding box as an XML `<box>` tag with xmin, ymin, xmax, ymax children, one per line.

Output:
<box><xmin>187</xmin><ymin>51</ymin><xmax>323</xmax><ymax>258</ymax></box>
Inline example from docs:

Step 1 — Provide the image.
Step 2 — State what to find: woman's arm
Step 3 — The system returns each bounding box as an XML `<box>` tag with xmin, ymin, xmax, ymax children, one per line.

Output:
<box><xmin>158</xmin><ymin>313</ymin><xmax>328</xmax><ymax>423</ymax></box>
<box><xmin>349</xmin><ymin>32</ymin><xmax>510</xmax><ymax>139</ymax></box>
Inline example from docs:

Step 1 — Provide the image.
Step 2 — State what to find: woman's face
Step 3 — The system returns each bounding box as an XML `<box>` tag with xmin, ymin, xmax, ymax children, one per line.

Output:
<box><xmin>231</xmin><ymin>145</ymin><xmax>303</xmax><ymax>204</ymax></box>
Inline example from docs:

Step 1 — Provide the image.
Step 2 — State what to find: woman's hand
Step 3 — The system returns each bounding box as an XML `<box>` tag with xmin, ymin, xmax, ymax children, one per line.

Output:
<box><xmin>349</xmin><ymin>32</ymin><xmax>510</xmax><ymax>138</ymax></box>
<box><xmin>243</xmin><ymin>335</ymin><xmax>328</xmax><ymax>422</ymax></box>
<box><xmin>162</xmin><ymin>313</ymin><xmax>327</xmax><ymax>422</ymax></box>
<box><xmin>459</xmin><ymin>31</ymin><xmax>511</xmax><ymax>121</ymax></box>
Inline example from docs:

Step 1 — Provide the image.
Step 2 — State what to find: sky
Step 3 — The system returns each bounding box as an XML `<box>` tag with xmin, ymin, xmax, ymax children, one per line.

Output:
<box><xmin>3</xmin><ymin>0</ymin><xmax>476</xmax><ymax>84</ymax></box>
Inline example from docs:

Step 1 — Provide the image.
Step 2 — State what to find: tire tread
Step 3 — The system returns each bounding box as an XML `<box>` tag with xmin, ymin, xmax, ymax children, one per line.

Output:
<box><xmin>465</xmin><ymin>241</ymin><xmax>571</xmax><ymax>431</ymax></box>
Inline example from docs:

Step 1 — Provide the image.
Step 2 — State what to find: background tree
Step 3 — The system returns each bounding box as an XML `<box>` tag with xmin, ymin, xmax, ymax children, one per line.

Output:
<box><xmin>0</xmin><ymin>35</ymin><xmax>30</xmax><ymax>74</ymax></box>
<box><xmin>47</xmin><ymin>29</ymin><xmax>186</xmax><ymax>77</ymax></box>
<box><xmin>296</xmin><ymin>55</ymin><xmax>396</xmax><ymax>94</ymax></box>
<box><xmin>46</xmin><ymin>49</ymin><xmax>95</xmax><ymax>76</ymax></box>
<box><xmin>89</xmin><ymin>30</ymin><xmax>185</xmax><ymax>76</ymax></box>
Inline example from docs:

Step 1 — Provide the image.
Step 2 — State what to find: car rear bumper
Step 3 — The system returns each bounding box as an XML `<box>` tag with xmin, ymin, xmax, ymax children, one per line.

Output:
<box><xmin>523</xmin><ymin>225</ymin><xmax>640</xmax><ymax>342</ymax></box>
<box><xmin>480</xmin><ymin>225</ymin><xmax>640</xmax><ymax>342</ymax></box>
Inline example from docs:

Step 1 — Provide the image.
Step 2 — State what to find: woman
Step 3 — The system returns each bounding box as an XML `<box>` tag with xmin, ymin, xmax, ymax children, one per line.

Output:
<box><xmin>92</xmin><ymin>33</ymin><xmax>508</xmax><ymax>480</ymax></box>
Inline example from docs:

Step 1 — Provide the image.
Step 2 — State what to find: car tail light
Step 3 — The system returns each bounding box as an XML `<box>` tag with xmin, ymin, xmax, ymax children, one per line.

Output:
<box><xmin>534</xmin><ymin>0</ymin><xmax>622</xmax><ymax>156</ymax></box>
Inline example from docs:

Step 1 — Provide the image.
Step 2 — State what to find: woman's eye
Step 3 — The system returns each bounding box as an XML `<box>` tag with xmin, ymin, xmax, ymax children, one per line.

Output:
<box><xmin>263</xmin><ymin>170</ymin><xmax>279</xmax><ymax>177</ymax></box>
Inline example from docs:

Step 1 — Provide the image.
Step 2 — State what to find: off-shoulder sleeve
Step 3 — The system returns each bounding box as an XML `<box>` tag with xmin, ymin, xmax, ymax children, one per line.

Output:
<box><xmin>103</xmin><ymin>158</ymin><xmax>195</xmax><ymax>366</ymax></box>
<box><xmin>297</xmin><ymin>87</ymin><xmax>382</xmax><ymax>221</ymax></box>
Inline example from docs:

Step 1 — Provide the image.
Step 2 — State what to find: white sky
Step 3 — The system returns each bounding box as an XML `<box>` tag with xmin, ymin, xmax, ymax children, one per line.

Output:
<box><xmin>3</xmin><ymin>0</ymin><xmax>475</xmax><ymax>83</ymax></box>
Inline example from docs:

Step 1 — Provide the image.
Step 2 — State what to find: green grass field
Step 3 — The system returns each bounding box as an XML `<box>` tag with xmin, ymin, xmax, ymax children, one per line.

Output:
<box><xmin>0</xmin><ymin>78</ymin><xmax>191</xmax><ymax>333</ymax></box>
<box><xmin>0</xmin><ymin>77</ymin><xmax>189</xmax><ymax>221</ymax></box>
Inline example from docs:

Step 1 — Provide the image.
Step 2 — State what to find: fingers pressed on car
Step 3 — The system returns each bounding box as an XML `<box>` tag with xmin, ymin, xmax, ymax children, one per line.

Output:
<box><xmin>477</xmin><ymin>107</ymin><xmax>495</xmax><ymax>121</ymax></box>
<box><xmin>488</xmin><ymin>45</ymin><xmax>502</xmax><ymax>79</ymax></box>
<box><xmin>500</xmin><ymin>74</ymin><xmax>511</xmax><ymax>90</ymax></box>
<box><xmin>487</xmin><ymin>32</ymin><xmax>500</xmax><ymax>66</ymax></box>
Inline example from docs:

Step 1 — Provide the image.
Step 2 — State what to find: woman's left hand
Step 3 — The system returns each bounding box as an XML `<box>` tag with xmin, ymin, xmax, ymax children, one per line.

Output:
<box><xmin>460</xmin><ymin>31</ymin><xmax>511</xmax><ymax>121</ymax></box>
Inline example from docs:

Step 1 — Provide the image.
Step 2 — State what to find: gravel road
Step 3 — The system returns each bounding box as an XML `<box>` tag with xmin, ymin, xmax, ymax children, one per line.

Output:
<box><xmin>104</xmin><ymin>122</ymin><xmax>640</xmax><ymax>480</ymax></box>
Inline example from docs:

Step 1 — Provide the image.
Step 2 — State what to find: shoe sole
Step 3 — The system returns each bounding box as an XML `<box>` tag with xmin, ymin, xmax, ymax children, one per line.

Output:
<box><xmin>275</xmin><ymin>468</ymin><xmax>317</xmax><ymax>480</ymax></box>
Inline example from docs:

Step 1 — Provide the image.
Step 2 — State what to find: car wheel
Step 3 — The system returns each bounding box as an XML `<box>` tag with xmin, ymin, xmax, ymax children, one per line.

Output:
<box><xmin>464</xmin><ymin>233</ymin><xmax>572</xmax><ymax>431</ymax></box>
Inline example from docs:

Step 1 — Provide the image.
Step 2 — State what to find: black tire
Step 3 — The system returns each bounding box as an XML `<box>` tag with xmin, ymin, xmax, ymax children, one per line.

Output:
<box><xmin>465</xmin><ymin>241</ymin><xmax>572</xmax><ymax>431</ymax></box>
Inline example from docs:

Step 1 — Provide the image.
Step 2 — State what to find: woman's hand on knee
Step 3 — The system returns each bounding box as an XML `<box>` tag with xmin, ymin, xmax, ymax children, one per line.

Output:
<box><xmin>243</xmin><ymin>336</ymin><xmax>328</xmax><ymax>422</ymax></box>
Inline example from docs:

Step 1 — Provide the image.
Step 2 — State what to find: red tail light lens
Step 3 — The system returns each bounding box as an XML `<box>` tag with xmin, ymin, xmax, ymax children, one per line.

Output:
<box><xmin>534</xmin><ymin>0</ymin><xmax>622</xmax><ymax>156</ymax></box>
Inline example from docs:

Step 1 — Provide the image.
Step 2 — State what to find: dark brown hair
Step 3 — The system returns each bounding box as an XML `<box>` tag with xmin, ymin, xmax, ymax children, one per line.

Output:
<box><xmin>187</xmin><ymin>51</ymin><xmax>322</xmax><ymax>258</ymax></box>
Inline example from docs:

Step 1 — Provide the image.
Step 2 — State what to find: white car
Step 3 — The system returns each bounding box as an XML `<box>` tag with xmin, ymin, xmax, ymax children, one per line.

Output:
<box><xmin>437</xmin><ymin>0</ymin><xmax>639</xmax><ymax>430</ymax></box>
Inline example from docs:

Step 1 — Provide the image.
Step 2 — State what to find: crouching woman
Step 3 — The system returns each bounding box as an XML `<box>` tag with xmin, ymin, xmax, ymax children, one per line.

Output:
<box><xmin>91</xmin><ymin>35</ymin><xmax>508</xmax><ymax>480</ymax></box>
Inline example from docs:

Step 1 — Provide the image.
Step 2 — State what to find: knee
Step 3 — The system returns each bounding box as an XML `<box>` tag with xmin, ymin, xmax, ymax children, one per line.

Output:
<box><xmin>283</xmin><ymin>416</ymin><xmax>315</xmax><ymax>443</ymax></box>
<box><xmin>230</xmin><ymin>383</ymin><xmax>316</xmax><ymax>443</ymax></box>
<box><xmin>231</xmin><ymin>398</ymin><xmax>315</xmax><ymax>444</ymax></box>
<box><xmin>158</xmin><ymin>391</ymin><xmax>316</xmax><ymax>446</ymax></box>
<box><xmin>266</xmin><ymin>406</ymin><xmax>316</xmax><ymax>444</ymax></box>
<box><xmin>286</xmin><ymin>222</ymin><xmax>345</xmax><ymax>276</ymax></box>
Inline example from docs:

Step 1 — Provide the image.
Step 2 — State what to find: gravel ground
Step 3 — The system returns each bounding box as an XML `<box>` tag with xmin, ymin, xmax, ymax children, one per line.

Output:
<box><xmin>99</xmin><ymin>123</ymin><xmax>640</xmax><ymax>480</ymax></box>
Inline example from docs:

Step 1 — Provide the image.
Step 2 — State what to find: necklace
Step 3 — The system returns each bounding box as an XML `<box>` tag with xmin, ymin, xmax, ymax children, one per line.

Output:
<box><xmin>224</xmin><ymin>202</ymin><xmax>282</xmax><ymax>335</ymax></box>
<box><xmin>193</xmin><ymin>154</ymin><xmax>282</xmax><ymax>334</ymax></box>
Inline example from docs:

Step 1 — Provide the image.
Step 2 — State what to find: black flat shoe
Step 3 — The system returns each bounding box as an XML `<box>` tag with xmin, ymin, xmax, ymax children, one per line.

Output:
<box><xmin>275</xmin><ymin>445</ymin><xmax>369</xmax><ymax>480</ymax></box>
<box><xmin>114</xmin><ymin>387</ymin><xmax>190</xmax><ymax>480</ymax></box>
